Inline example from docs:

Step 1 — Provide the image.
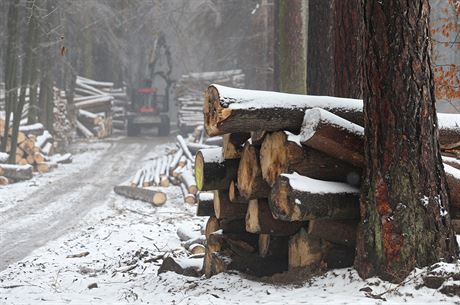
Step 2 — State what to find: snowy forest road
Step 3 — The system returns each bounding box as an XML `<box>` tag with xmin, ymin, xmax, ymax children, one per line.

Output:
<box><xmin>0</xmin><ymin>135</ymin><xmax>172</xmax><ymax>271</ymax></box>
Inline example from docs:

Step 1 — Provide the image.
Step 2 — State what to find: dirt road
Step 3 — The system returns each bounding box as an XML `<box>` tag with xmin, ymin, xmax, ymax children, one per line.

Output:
<box><xmin>0</xmin><ymin>135</ymin><xmax>172</xmax><ymax>271</ymax></box>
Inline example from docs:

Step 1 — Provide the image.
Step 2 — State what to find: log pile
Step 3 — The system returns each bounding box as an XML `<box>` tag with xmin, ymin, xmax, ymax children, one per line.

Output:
<box><xmin>53</xmin><ymin>89</ymin><xmax>73</xmax><ymax>150</ymax></box>
<box><xmin>0</xmin><ymin>119</ymin><xmax>73</xmax><ymax>184</ymax></box>
<box><xmin>175</xmin><ymin>70</ymin><xmax>245</xmax><ymax>133</ymax></box>
<box><xmin>114</xmin><ymin>126</ymin><xmax>221</xmax><ymax>206</ymax></box>
<box><xmin>196</xmin><ymin>85</ymin><xmax>460</xmax><ymax>278</ymax></box>
<box><xmin>73</xmin><ymin>76</ymin><xmax>115</xmax><ymax>139</ymax></box>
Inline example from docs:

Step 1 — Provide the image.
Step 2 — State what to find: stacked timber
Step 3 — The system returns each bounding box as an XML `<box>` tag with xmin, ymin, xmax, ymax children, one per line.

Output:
<box><xmin>0</xmin><ymin>119</ymin><xmax>73</xmax><ymax>184</ymax></box>
<box><xmin>114</xmin><ymin>127</ymin><xmax>221</xmax><ymax>206</ymax></box>
<box><xmin>53</xmin><ymin>89</ymin><xmax>73</xmax><ymax>150</ymax></box>
<box><xmin>175</xmin><ymin>70</ymin><xmax>245</xmax><ymax>133</ymax></box>
<box><xmin>197</xmin><ymin>84</ymin><xmax>460</xmax><ymax>278</ymax></box>
<box><xmin>73</xmin><ymin>76</ymin><xmax>115</xmax><ymax>139</ymax></box>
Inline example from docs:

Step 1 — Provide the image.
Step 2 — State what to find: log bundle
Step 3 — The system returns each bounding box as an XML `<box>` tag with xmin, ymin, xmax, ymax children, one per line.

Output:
<box><xmin>196</xmin><ymin>85</ymin><xmax>460</xmax><ymax>279</ymax></box>
<box><xmin>175</xmin><ymin>70</ymin><xmax>245</xmax><ymax>133</ymax></box>
<box><xmin>72</xmin><ymin>76</ymin><xmax>118</xmax><ymax>139</ymax></box>
<box><xmin>0</xmin><ymin>119</ymin><xmax>73</xmax><ymax>184</ymax></box>
<box><xmin>114</xmin><ymin>126</ymin><xmax>221</xmax><ymax>207</ymax></box>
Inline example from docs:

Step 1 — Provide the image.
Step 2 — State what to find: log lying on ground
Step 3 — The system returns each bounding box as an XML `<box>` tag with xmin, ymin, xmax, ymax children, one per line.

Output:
<box><xmin>214</xmin><ymin>190</ymin><xmax>248</xmax><ymax>220</ymax></box>
<box><xmin>196</xmin><ymin>192</ymin><xmax>215</xmax><ymax>216</ymax></box>
<box><xmin>308</xmin><ymin>220</ymin><xmax>357</xmax><ymax>247</ymax></box>
<box><xmin>36</xmin><ymin>162</ymin><xmax>58</xmax><ymax>173</ymax></box>
<box><xmin>176</xmin><ymin>135</ymin><xmax>194</xmax><ymax>161</ymax></box>
<box><xmin>0</xmin><ymin>164</ymin><xmax>33</xmax><ymax>180</ymax></box>
<box><xmin>76</xmin><ymin>120</ymin><xmax>94</xmax><ymax>138</ymax></box>
<box><xmin>246</xmin><ymin>199</ymin><xmax>304</xmax><ymax>236</ymax></box>
<box><xmin>180</xmin><ymin>170</ymin><xmax>198</xmax><ymax>194</ymax></box>
<box><xmin>299</xmin><ymin>108</ymin><xmax>364</xmax><ymax>167</ymax></box>
<box><xmin>180</xmin><ymin>183</ymin><xmax>196</xmax><ymax>204</ymax></box>
<box><xmin>203</xmin><ymin>84</ymin><xmax>364</xmax><ymax>136</ymax></box>
<box><xmin>223</xmin><ymin>132</ymin><xmax>250</xmax><ymax>159</ymax></box>
<box><xmin>260</xmin><ymin>131</ymin><xmax>361</xmax><ymax>186</ymax></box>
<box><xmin>438</xmin><ymin>113</ymin><xmax>460</xmax><ymax>149</ymax></box>
<box><xmin>237</xmin><ymin>142</ymin><xmax>271</xmax><ymax>199</ymax></box>
<box><xmin>113</xmin><ymin>185</ymin><xmax>167</xmax><ymax>206</ymax></box>
<box><xmin>195</xmin><ymin>147</ymin><xmax>239</xmax><ymax>191</ymax></box>
<box><xmin>270</xmin><ymin>173</ymin><xmax>360</xmax><ymax>221</ymax></box>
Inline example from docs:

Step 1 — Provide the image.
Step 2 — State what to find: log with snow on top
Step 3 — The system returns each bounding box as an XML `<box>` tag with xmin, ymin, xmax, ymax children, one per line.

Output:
<box><xmin>176</xmin><ymin>135</ymin><xmax>194</xmax><ymax>161</ymax></box>
<box><xmin>203</xmin><ymin>84</ymin><xmax>364</xmax><ymax>136</ymax></box>
<box><xmin>186</xmin><ymin>142</ymin><xmax>219</xmax><ymax>155</ymax></box>
<box><xmin>75</xmin><ymin>79</ymin><xmax>107</xmax><ymax>96</ymax></box>
<box><xmin>19</xmin><ymin>123</ymin><xmax>44</xmax><ymax>136</ymax></box>
<box><xmin>0</xmin><ymin>164</ymin><xmax>33</xmax><ymax>180</ymax></box>
<box><xmin>443</xmin><ymin>164</ymin><xmax>460</xmax><ymax>209</ymax></box>
<box><xmin>113</xmin><ymin>185</ymin><xmax>167</xmax><ymax>206</ymax></box>
<box><xmin>180</xmin><ymin>169</ymin><xmax>198</xmax><ymax>194</ymax></box>
<box><xmin>260</xmin><ymin>131</ymin><xmax>361</xmax><ymax>186</ymax></box>
<box><xmin>78</xmin><ymin>109</ymin><xmax>103</xmax><ymax>125</ymax></box>
<box><xmin>196</xmin><ymin>192</ymin><xmax>215</xmax><ymax>216</ymax></box>
<box><xmin>180</xmin><ymin>183</ymin><xmax>196</xmax><ymax>204</ymax></box>
<box><xmin>269</xmin><ymin>173</ymin><xmax>360</xmax><ymax>221</ymax></box>
<box><xmin>36</xmin><ymin>130</ymin><xmax>53</xmax><ymax>149</ymax></box>
<box><xmin>299</xmin><ymin>108</ymin><xmax>365</xmax><ymax>167</ymax></box>
<box><xmin>195</xmin><ymin>147</ymin><xmax>239</xmax><ymax>191</ymax></box>
<box><xmin>76</xmin><ymin>76</ymin><xmax>114</xmax><ymax>88</ymax></box>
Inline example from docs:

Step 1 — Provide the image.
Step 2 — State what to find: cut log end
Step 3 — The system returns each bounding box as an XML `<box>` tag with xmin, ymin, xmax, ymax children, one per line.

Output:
<box><xmin>152</xmin><ymin>192</ymin><xmax>167</xmax><ymax>206</ymax></box>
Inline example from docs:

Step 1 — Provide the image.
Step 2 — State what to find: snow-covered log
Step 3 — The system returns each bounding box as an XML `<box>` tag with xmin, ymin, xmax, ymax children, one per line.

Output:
<box><xmin>0</xmin><ymin>164</ymin><xmax>33</xmax><ymax>180</ymax></box>
<box><xmin>176</xmin><ymin>135</ymin><xmax>194</xmax><ymax>161</ymax></box>
<box><xmin>197</xmin><ymin>192</ymin><xmax>215</xmax><ymax>216</ymax></box>
<box><xmin>0</xmin><ymin>152</ymin><xmax>9</xmax><ymax>163</ymax></box>
<box><xmin>260</xmin><ymin>131</ymin><xmax>361</xmax><ymax>186</ymax></box>
<box><xmin>270</xmin><ymin>173</ymin><xmax>360</xmax><ymax>221</ymax></box>
<box><xmin>300</xmin><ymin>108</ymin><xmax>365</xmax><ymax>167</ymax></box>
<box><xmin>19</xmin><ymin>123</ymin><xmax>44</xmax><ymax>136</ymax></box>
<box><xmin>195</xmin><ymin>147</ymin><xmax>238</xmax><ymax>191</ymax></box>
<box><xmin>204</xmin><ymin>84</ymin><xmax>364</xmax><ymax>136</ymax></box>
<box><xmin>180</xmin><ymin>170</ymin><xmax>198</xmax><ymax>194</ymax></box>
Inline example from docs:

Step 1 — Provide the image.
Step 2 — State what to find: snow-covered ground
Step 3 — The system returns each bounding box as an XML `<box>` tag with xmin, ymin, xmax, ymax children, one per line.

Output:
<box><xmin>1</xmin><ymin>138</ymin><xmax>459</xmax><ymax>305</ymax></box>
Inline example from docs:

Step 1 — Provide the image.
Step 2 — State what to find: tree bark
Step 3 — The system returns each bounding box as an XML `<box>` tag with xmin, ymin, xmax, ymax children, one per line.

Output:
<box><xmin>276</xmin><ymin>0</ymin><xmax>307</xmax><ymax>94</ymax></box>
<box><xmin>355</xmin><ymin>0</ymin><xmax>458</xmax><ymax>282</ymax></box>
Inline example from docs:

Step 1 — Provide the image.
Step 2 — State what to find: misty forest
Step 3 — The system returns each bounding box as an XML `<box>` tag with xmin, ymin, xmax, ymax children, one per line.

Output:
<box><xmin>0</xmin><ymin>0</ymin><xmax>459</xmax><ymax>304</ymax></box>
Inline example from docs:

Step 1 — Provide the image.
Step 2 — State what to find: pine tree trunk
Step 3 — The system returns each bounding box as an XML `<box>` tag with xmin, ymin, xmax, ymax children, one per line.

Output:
<box><xmin>1</xmin><ymin>0</ymin><xmax>19</xmax><ymax>155</ymax></box>
<box><xmin>355</xmin><ymin>0</ymin><xmax>458</xmax><ymax>282</ymax></box>
<box><xmin>276</xmin><ymin>0</ymin><xmax>307</xmax><ymax>94</ymax></box>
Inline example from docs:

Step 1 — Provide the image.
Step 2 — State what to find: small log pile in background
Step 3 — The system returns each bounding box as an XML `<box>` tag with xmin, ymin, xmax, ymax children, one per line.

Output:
<box><xmin>195</xmin><ymin>84</ymin><xmax>460</xmax><ymax>278</ymax></box>
<box><xmin>0</xmin><ymin>119</ymin><xmax>73</xmax><ymax>185</ymax></box>
<box><xmin>175</xmin><ymin>70</ymin><xmax>245</xmax><ymax>134</ymax></box>
<box><xmin>114</xmin><ymin>126</ymin><xmax>223</xmax><ymax>207</ymax></box>
<box><xmin>73</xmin><ymin>76</ymin><xmax>129</xmax><ymax>139</ymax></box>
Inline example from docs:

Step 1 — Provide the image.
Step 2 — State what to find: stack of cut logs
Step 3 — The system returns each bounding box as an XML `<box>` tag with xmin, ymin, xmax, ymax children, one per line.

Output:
<box><xmin>110</xmin><ymin>87</ymin><xmax>129</xmax><ymax>132</ymax></box>
<box><xmin>114</xmin><ymin>128</ymin><xmax>223</xmax><ymax>206</ymax></box>
<box><xmin>196</xmin><ymin>84</ymin><xmax>460</xmax><ymax>278</ymax></box>
<box><xmin>74</xmin><ymin>76</ymin><xmax>115</xmax><ymax>139</ymax></box>
<box><xmin>175</xmin><ymin>70</ymin><xmax>245</xmax><ymax>134</ymax></box>
<box><xmin>0</xmin><ymin>119</ymin><xmax>72</xmax><ymax>185</ymax></box>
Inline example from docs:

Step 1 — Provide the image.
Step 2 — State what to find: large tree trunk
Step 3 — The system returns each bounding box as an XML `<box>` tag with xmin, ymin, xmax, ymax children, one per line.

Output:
<box><xmin>1</xmin><ymin>0</ymin><xmax>19</xmax><ymax>155</ymax></box>
<box><xmin>276</xmin><ymin>0</ymin><xmax>307</xmax><ymax>94</ymax></box>
<box><xmin>355</xmin><ymin>0</ymin><xmax>458</xmax><ymax>282</ymax></box>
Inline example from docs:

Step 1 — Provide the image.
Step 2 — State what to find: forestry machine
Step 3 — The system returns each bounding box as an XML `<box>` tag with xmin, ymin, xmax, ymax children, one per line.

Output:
<box><xmin>127</xmin><ymin>33</ymin><xmax>172</xmax><ymax>136</ymax></box>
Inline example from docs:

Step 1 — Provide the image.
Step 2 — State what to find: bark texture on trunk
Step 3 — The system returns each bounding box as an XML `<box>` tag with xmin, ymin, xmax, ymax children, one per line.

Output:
<box><xmin>355</xmin><ymin>0</ymin><xmax>458</xmax><ymax>282</ymax></box>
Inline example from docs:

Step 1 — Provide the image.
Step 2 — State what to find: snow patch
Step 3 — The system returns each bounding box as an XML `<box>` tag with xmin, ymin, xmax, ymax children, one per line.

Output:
<box><xmin>282</xmin><ymin>172</ymin><xmax>359</xmax><ymax>194</ymax></box>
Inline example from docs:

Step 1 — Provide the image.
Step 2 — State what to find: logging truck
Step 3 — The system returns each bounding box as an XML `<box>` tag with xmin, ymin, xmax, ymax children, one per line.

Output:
<box><xmin>127</xmin><ymin>86</ymin><xmax>170</xmax><ymax>136</ymax></box>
